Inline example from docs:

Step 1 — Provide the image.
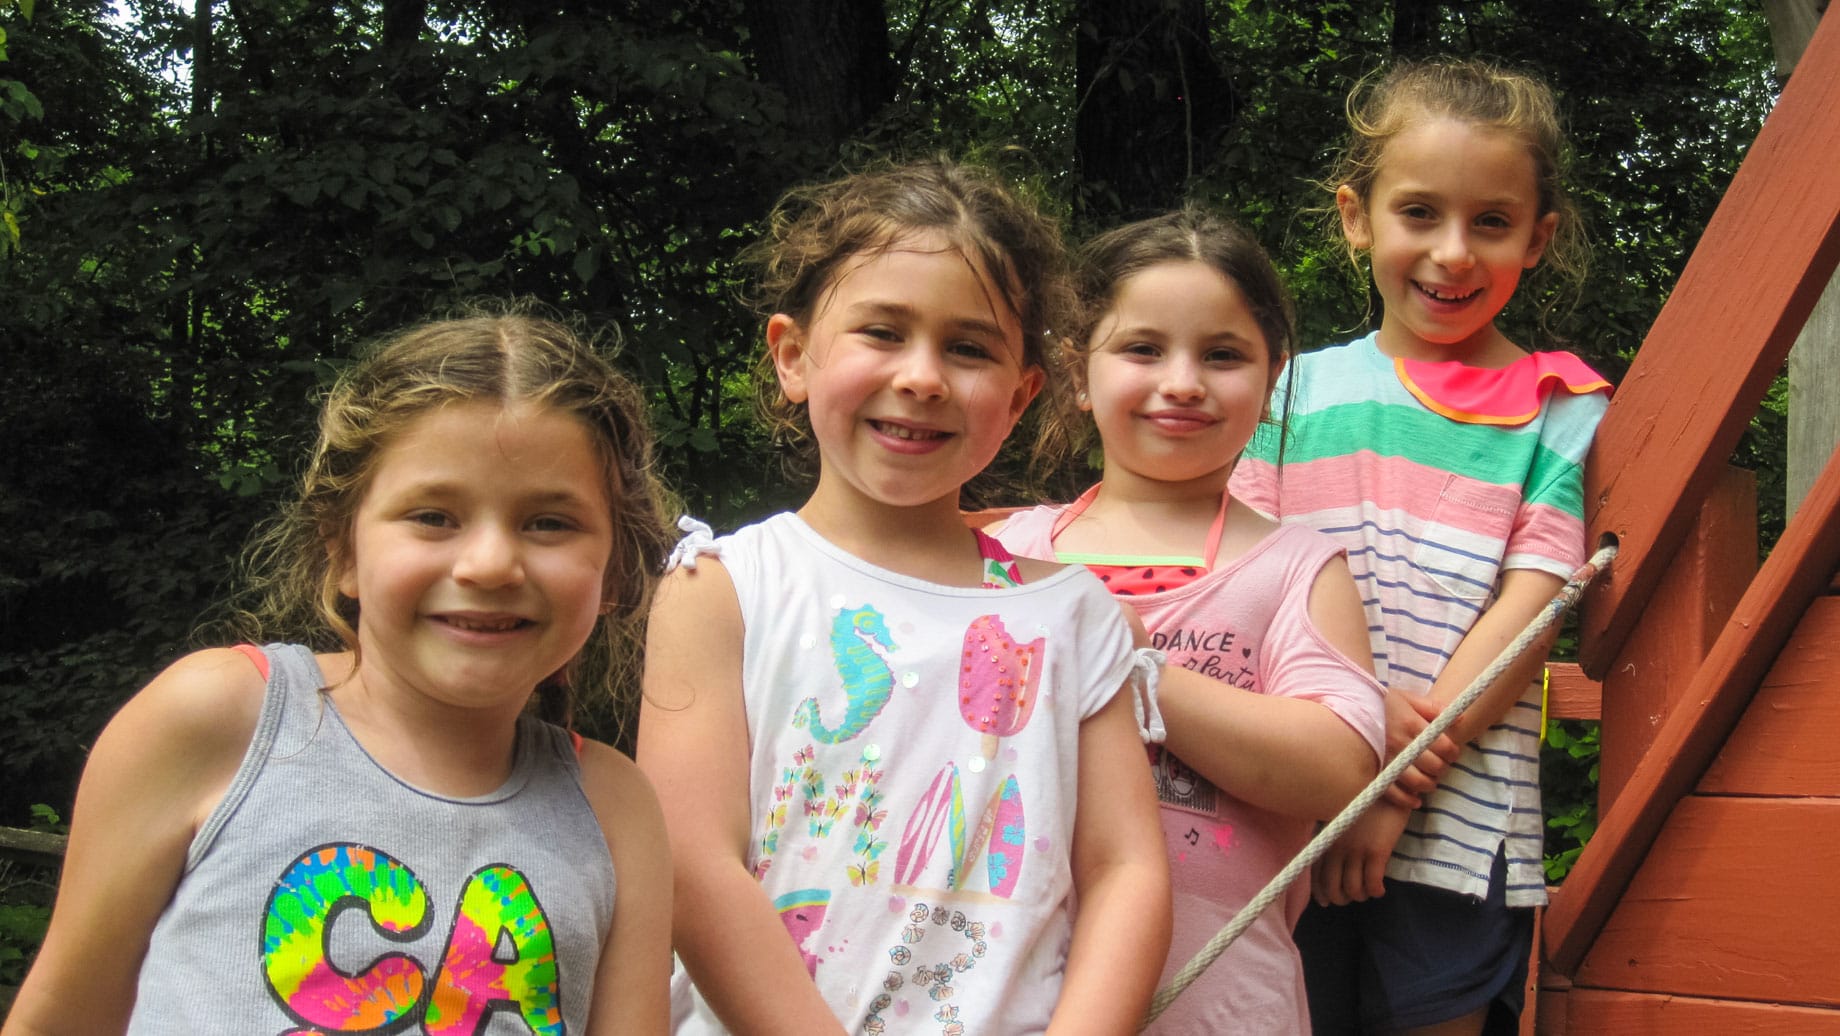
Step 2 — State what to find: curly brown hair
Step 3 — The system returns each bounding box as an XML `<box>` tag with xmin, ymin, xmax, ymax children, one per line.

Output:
<box><xmin>742</xmin><ymin>157</ymin><xmax>1078</xmax><ymax>464</ymax></box>
<box><xmin>224</xmin><ymin>301</ymin><xmax>675</xmax><ymax>736</ymax></box>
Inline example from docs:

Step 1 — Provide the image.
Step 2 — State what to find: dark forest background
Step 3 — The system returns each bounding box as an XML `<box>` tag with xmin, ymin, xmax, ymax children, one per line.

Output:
<box><xmin>0</xmin><ymin>0</ymin><xmax>1781</xmax><ymax>872</ymax></box>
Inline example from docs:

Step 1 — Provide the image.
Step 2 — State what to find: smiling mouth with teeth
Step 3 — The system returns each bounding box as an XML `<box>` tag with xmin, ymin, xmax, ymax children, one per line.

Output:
<box><xmin>871</xmin><ymin>420</ymin><xmax>948</xmax><ymax>441</ymax></box>
<box><xmin>1416</xmin><ymin>282</ymin><xmax>1482</xmax><ymax>303</ymax></box>
<box><xmin>441</xmin><ymin>615</ymin><xmax>529</xmax><ymax>632</ymax></box>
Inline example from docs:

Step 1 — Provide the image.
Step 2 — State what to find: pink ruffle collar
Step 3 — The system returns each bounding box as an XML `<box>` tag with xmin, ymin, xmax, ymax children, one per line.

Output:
<box><xmin>1394</xmin><ymin>350</ymin><xmax>1611</xmax><ymax>426</ymax></box>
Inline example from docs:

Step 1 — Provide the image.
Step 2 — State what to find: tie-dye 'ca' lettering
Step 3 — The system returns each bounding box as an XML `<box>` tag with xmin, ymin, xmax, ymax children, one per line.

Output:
<box><xmin>261</xmin><ymin>844</ymin><xmax>564</xmax><ymax>1034</ymax></box>
<box><xmin>425</xmin><ymin>865</ymin><xmax>565</xmax><ymax>1035</ymax></box>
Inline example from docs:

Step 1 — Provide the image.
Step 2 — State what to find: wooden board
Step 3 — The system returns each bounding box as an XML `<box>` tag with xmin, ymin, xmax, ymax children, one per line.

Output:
<box><xmin>1555</xmin><ymin>988</ymin><xmax>1840</xmax><ymax>1034</ymax></box>
<box><xmin>1575</xmin><ymin>797</ymin><xmax>1840</xmax><ymax>1007</ymax></box>
<box><xmin>1701</xmin><ymin>597</ymin><xmax>1840</xmax><ymax>795</ymax></box>
<box><xmin>1576</xmin><ymin>8</ymin><xmax>1840</xmax><ymax>677</ymax></box>
<box><xmin>1544</xmin><ymin>443</ymin><xmax>1840</xmax><ymax>975</ymax></box>
<box><xmin>1547</xmin><ymin>662</ymin><xmax>1601</xmax><ymax>721</ymax></box>
<box><xmin>1599</xmin><ymin>467</ymin><xmax>1755</xmax><ymax>809</ymax></box>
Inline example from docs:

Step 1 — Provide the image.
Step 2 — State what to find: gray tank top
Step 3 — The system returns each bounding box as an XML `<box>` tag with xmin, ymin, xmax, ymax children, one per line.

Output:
<box><xmin>127</xmin><ymin>643</ymin><xmax>617</xmax><ymax>1034</ymax></box>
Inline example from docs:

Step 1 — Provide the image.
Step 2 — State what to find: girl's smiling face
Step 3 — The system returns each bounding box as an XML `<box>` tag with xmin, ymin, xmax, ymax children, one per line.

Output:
<box><xmin>1084</xmin><ymin>261</ymin><xmax>1279</xmax><ymax>491</ymax></box>
<box><xmin>1338</xmin><ymin>117</ymin><xmax>1558</xmax><ymax>365</ymax></box>
<box><xmin>337</xmin><ymin>400</ymin><xmax>614</xmax><ymax>717</ymax></box>
<box><xmin>767</xmin><ymin>230</ymin><xmax>1043</xmax><ymax>518</ymax></box>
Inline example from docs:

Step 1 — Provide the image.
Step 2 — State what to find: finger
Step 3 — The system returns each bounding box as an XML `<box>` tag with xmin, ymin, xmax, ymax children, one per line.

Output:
<box><xmin>1362</xmin><ymin>851</ymin><xmax>1389</xmax><ymax>899</ymax></box>
<box><xmin>1430</xmin><ymin>733</ymin><xmax>1462</xmax><ymax>763</ymax></box>
<box><xmin>1382</xmin><ymin>784</ymin><xmax>1421</xmax><ymax>810</ymax></box>
<box><xmin>1393</xmin><ymin>766</ymin><xmax>1438</xmax><ymax>798</ymax></box>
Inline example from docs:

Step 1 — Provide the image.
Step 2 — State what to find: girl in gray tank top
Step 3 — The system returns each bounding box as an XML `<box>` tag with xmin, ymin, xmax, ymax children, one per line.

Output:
<box><xmin>6</xmin><ymin>309</ymin><xmax>678</xmax><ymax>1035</ymax></box>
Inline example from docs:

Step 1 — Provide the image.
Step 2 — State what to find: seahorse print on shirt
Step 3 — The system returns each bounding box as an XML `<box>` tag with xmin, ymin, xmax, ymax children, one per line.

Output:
<box><xmin>793</xmin><ymin>604</ymin><xmax>897</xmax><ymax>744</ymax></box>
<box><xmin>261</xmin><ymin>844</ymin><xmax>564</xmax><ymax>1035</ymax></box>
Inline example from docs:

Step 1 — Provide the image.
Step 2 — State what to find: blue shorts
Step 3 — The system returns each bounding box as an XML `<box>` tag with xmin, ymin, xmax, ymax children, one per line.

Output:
<box><xmin>1293</xmin><ymin>850</ymin><xmax>1532</xmax><ymax>1034</ymax></box>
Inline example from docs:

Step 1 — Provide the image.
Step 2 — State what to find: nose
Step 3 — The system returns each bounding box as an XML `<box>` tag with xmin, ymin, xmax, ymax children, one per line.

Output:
<box><xmin>1430</xmin><ymin>224</ymin><xmax>1475</xmax><ymax>271</ymax></box>
<box><xmin>453</xmin><ymin>523</ymin><xmax>524</xmax><ymax>588</ymax></box>
<box><xmin>892</xmin><ymin>345</ymin><xmax>948</xmax><ymax>401</ymax></box>
<box><xmin>1159</xmin><ymin>355</ymin><xmax>1205</xmax><ymax>401</ymax></box>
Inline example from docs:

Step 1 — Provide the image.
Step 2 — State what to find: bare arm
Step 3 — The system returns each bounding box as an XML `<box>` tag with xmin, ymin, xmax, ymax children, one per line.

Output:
<box><xmin>1155</xmin><ymin>557</ymin><xmax>1382</xmax><ymax>820</ymax></box>
<box><xmin>3</xmin><ymin>649</ymin><xmax>263</xmax><ymax>1036</ymax></box>
<box><xmin>1047</xmin><ymin>687</ymin><xmax>1172</xmax><ymax>1035</ymax></box>
<box><xmin>635</xmin><ymin>563</ymin><xmax>847</xmax><ymax>1035</ymax></box>
<box><xmin>1316</xmin><ymin>568</ymin><xmax>1568</xmax><ymax>902</ymax></box>
<box><xmin>1385</xmin><ymin>568</ymin><xmax>1565</xmax><ymax>802</ymax></box>
<box><xmin>579</xmin><ymin>739</ymin><xmax>674</xmax><ymax>1036</ymax></box>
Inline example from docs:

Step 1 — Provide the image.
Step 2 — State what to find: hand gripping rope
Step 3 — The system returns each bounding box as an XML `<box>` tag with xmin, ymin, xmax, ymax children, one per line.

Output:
<box><xmin>1140</xmin><ymin>542</ymin><xmax>1618</xmax><ymax>1028</ymax></box>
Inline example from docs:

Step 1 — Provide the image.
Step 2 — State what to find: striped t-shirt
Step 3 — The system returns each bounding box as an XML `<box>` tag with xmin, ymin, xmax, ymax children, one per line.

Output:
<box><xmin>1228</xmin><ymin>332</ymin><xmax>1608</xmax><ymax>905</ymax></box>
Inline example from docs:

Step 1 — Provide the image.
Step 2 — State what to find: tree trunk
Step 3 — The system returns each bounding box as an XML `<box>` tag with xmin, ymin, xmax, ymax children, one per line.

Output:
<box><xmin>382</xmin><ymin>0</ymin><xmax>429</xmax><ymax>53</ymax></box>
<box><xmin>1073</xmin><ymin>0</ymin><xmax>1235</xmax><ymax>222</ymax></box>
<box><xmin>744</xmin><ymin>0</ymin><xmax>896</xmax><ymax>167</ymax></box>
<box><xmin>1390</xmin><ymin>0</ymin><xmax>1441</xmax><ymax>56</ymax></box>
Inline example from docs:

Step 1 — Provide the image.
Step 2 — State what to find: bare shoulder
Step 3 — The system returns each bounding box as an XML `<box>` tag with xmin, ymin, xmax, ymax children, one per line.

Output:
<box><xmin>123</xmin><ymin>647</ymin><xmax>268</xmax><ymax>756</ymax></box>
<box><xmin>575</xmin><ymin>740</ymin><xmax>670</xmax><ymax>871</ymax></box>
<box><xmin>643</xmin><ymin>558</ymin><xmax>744</xmax><ymax>706</ymax></box>
<box><xmin>648</xmin><ymin>556</ymin><xmax>740</xmax><ymax>627</ymax></box>
<box><xmin>577</xmin><ymin>740</ymin><xmax>666</xmax><ymax>828</ymax></box>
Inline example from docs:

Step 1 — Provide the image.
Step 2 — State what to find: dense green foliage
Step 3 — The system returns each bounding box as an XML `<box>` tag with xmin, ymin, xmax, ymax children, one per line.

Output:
<box><xmin>0</xmin><ymin>0</ymin><xmax>1781</xmax><ymax>899</ymax></box>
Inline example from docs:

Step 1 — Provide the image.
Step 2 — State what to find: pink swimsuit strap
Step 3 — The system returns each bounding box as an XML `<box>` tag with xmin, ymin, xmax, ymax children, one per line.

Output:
<box><xmin>1048</xmin><ymin>483</ymin><xmax>1232</xmax><ymax>570</ymax></box>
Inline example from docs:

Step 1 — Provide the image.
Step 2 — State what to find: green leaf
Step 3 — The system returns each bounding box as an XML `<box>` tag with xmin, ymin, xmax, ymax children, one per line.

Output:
<box><xmin>572</xmin><ymin>247</ymin><xmax>601</xmax><ymax>284</ymax></box>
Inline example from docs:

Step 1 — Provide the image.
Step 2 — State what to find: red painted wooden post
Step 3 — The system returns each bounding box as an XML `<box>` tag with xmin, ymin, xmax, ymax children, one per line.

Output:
<box><xmin>1545</xmin><ymin>444</ymin><xmax>1840</xmax><ymax>976</ymax></box>
<box><xmin>1575</xmin><ymin>9</ymin><xmax>1840</xmax><ymax>678</ymax></box>
<box><xmin>1596</xmin><ymin>466</ymin><xmax>1755</xmax><ymax>811</ymax></box>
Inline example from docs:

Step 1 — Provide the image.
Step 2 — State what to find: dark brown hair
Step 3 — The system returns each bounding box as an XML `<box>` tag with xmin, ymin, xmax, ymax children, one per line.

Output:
<box><xmin>1036</xmin><ymin>206</ymin><xmax>1295</xmax><ymax>473</ymax></box>
<box><xmin>743</xmin><ymin>157</ymin><xmax>1078</xmax><ymax>459</ymax></box>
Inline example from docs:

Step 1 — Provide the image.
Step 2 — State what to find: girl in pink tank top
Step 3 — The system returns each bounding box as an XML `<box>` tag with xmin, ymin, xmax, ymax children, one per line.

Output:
<box><xmin>995</xmin><ymin>209</ymin><xmax>1390</xmax><ymax>1033</ymax></box>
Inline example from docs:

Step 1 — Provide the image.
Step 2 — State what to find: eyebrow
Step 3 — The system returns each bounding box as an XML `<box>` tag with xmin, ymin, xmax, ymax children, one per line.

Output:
<box><xmin>846</xmin><ymin>300</ymin><xmax>1008</xmax><ymax>340</ymax></box>
<box><xmin>388</xmin><ymin>480</ymin><xmax>601</xmax><ymax>509</ymax></box>
<box><xmin>1391</xmin><ymin>187</ymin><xmax>1529</xmax><ymax>210</ymax></box>
<box><xmin>1110</xmin><ymin>324</ymin><xmax>1256</xmax><ymax>345</ymax></box>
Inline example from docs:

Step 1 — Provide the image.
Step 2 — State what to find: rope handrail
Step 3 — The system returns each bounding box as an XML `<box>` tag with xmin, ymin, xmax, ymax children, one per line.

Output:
<box><xmin>1141</xmin><ymin>542</ymin><xmax>1618</xmax><ymax>1027</ymax></box>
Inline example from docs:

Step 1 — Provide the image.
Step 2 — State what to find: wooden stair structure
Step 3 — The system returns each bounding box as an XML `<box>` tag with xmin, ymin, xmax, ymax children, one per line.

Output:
<box><xmin>1529</xmin><ymin>9</ymin><xmax>1840</xmax><ymax>1031</ymax></box>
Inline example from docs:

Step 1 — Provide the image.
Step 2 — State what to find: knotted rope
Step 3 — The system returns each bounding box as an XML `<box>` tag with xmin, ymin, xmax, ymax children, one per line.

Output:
<box><xmin>1141</xmin><ymin>542</ymin><xmax>1618</xmax><ymax>1027</ymax></box>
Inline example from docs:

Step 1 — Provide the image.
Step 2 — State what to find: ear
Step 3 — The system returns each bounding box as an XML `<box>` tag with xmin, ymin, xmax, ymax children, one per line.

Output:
<box><xmin>1524</xmin><ymin>211</ymin><xmax>1559</xmax><ymax>269</ymax></box>
<box><xmin>1267</xmin><ymin>352</ymin><xmax>1289</xmax><ymax>395</ymax></box>
<box><xmin>766</xmin><ymin>313</ymin><xmax>810</xmax><ymax>404</ymax></box>
<box><xmin>1336</xmin><ymin>185</ymin><xmax>1372</xmax><ymax>251</ymax></box>
<box><xmin>334</xmin><ymin>547</ymin><xmax>358</xmax><ymax>601</ymax></box>
<box><xmin>1008</xmin><ymin>364</ymin><xmax>1046</xmax><ymax>424</ymax></box>
<box><xmin>1262</xmin><ymin>353</ymin><xmax>1289</xmax><ymax>420</ymax></box>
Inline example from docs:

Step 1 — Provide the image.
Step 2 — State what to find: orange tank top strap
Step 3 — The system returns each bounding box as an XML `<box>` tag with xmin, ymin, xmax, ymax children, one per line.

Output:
<box><xmin>231</xmin><ymin>643</ymin><xmax>271</xmax><ymax>680</ymax></box>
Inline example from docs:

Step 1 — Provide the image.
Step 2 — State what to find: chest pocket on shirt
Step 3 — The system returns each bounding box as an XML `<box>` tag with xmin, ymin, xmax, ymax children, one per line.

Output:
<box><xmin>1409</xmin><ymin>475</ymin><xmax>1514</xmax><ymax>603</ymax></box>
